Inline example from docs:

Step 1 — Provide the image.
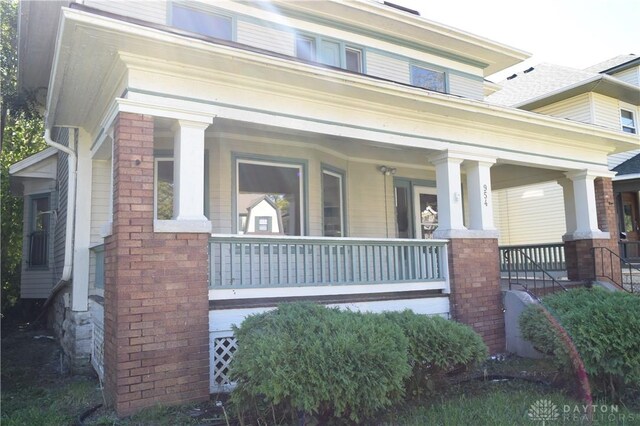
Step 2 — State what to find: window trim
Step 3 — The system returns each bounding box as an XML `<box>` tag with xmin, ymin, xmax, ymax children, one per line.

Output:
<box><xmin>27</xmin><ymin>193</ymin><xmax>51</xmax><ymax>269</ymax></box>
<box><xmin>321</xmin><ymin>166</ymin><xmax>347</xmax><ymax>237</ymax></box>
<box><xmin>233</xmin><ymin>154</ymin><xmax>308</xmax><ymax>236</ymax></box>
<box><xmin>169</xmin><ymin>2</ymin><xmax>236</xmax><ymax>42</ymax></box>
<box><xmin>621</xmin><ymin>108</ymin><xmax>637</xmax><ymax>134</ymax></box>
<box><xmin>344</xmin><ymin>46</ymin><xmax>364</xmax><ymax>73</ymax></box>
<box><xmin>410</xmin><ymin>64</ymin><xmax>448</xmax><ymax>93</ymax></box>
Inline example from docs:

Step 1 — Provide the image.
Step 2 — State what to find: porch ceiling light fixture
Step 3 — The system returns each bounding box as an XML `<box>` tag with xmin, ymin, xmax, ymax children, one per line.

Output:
<box><xmin>379</xmin><ymin>166</ymin><xmax>397</xmax><ymax>176</ymax></box>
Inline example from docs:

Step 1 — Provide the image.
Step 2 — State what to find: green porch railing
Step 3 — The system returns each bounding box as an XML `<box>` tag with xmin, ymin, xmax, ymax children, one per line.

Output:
<box><xmin>209</xmin><ymin>235</ymin><xmax>449</xmax><ymax>288</ymax></box>
<box><xmin>499</xmin><ymin>243</ymin><xmax>565</xmax><ymax>272</ymax></box>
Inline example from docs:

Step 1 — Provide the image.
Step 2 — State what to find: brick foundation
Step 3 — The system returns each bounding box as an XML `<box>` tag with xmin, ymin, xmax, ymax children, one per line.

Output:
<box><xmin>103</xmin><ymin>113</ymin><xmax>210</xmax><ymax>416</ymax></box>
<box><xmin>565</xmin><ymin>177</ymin><xmax>621</xmax><ymax>283</ymax></box>
<box><xmin>447</xmin><ymin>238</ymin><xmax>504</xmax><ymax>354</ymax></box>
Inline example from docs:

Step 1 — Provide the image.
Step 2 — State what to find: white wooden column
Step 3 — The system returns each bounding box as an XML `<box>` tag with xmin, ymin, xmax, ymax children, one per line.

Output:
<box><xmin>154</xmin><ymin>119</ymin><xmax>211</xmax><ymax>233</ymax></box>
<box><xmin>431</xmin><ymin>152</ymin><xmax>466</xmax><ymax>238</ymax></box>
<box><xmin>465</xmin><ymin>160</ymin><xmax>496</xmax><ymax>231</ymax></box>
<box><xmin>557</xmin><ymin>178</ymin><xmax>577</xmax><ymax>240</ymax></box>
<box><xmin>72</xmin><ymin>129</ymin><xmax>91</xmax><ymax>311</ymax></box>
<box><xmin>565</xmin><ymin>170</ymin><xmax>608</xmax><ymax>239</ymax></box>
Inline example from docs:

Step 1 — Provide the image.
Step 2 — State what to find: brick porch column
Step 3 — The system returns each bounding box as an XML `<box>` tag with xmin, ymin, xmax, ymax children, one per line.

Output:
<box><xmin>563</xmin><ymin>173</ymin><xmax>620</xmax><ymax>283</ymax></box>
<box><xmin>432</xmin><ymin>152</ymin><xmax>504</xmax><ymax>353</ymax></box>
<box><xmin>103</xmin><ymin>112</ymin><xmax>210</xmax><ymax>416</ymax></box>
<box><xmin>564</xmin><ymin>177</ymin><xmax>621</xmax><ymax>283</ymax></box>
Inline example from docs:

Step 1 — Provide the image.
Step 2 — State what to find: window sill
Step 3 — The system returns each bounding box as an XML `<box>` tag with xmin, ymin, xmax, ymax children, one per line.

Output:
<box><xmin>154</xmin><ymin>219</ymin><xmax>212</xmax><ymax>233</ymax></box>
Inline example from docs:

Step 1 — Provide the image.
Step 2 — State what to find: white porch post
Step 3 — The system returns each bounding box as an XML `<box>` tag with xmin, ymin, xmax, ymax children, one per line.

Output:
<box><xmin>465</xmin><ymin>160</ymin><xmax>496</xmax><ymax>231</ymax></box>
<box><xmin>431</xmin><ymin>152</ymin><xmax>466</xmax><ymax>237</ymax></box>
<box><xmin>173</xmin><ymin>120</ymin><xmax>209</xmax><ymax>221</ymax></box>
<box><xmin>557</xmin><ymin>178</ymin><xmax>577</xmax><ymax>239</ymax></box>
<box><xmin>72</xmin><ymin>129</ymin><xmax>91</xmax><ymax>311</ymax></box>
<box><xmin>565</xmin><ymin>170</ymin><xmax>608</xmax><ymax>239</ymax></box>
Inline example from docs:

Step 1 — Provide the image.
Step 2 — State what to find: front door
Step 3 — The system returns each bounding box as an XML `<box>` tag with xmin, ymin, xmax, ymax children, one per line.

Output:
<box><xmin>621</xmin><ymin>192</ymin><xmax>640</xmax><ymax>258</ymax></box>
<box><xmin>413</xmin><ymin>186</ymin><xmax>438</xmax><ymax>239</ymax></box>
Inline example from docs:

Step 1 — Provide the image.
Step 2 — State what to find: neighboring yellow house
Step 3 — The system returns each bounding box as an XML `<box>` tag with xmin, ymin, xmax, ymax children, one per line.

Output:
<box><xmin>488</xmin><ymin>55</ymin><xmax>640</xmax><ymax>246</ymax></box>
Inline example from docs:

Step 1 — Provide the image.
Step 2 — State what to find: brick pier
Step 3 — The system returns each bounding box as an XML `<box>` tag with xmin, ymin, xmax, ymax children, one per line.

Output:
<box><xmin>103</xmin><ymin>112</ymin><xmax>210</xmax><ymax>416</ymax></box>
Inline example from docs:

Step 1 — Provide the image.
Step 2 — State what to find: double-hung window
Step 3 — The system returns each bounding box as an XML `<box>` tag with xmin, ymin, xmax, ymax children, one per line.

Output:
<box><xmin>621</xmin><ymin>109</ymin><xmax>637</xmax><ymax>134</ymax></box>
<box><xmin>295</xmin><ymin>34</ymin><xmax>363</xmax><ymax>73</ymax></box>
<box><xmin>410</xmin><ymin>65</ymin><xmax>446</xmax><ymax>93</ymax></box>
<box><xmin>29</xmin><ymin>195</ymin><xmax>50</xmax><ymax>267</ymax></box>
<box><xmin>172</xmin><ymin>4</ymin><xmax>233</xmax><ymax>40</ymax></box>
<box><xmin>322</xmin><ymin>169</ymin><xmax>345</xmax><ymax>237</ymax></box>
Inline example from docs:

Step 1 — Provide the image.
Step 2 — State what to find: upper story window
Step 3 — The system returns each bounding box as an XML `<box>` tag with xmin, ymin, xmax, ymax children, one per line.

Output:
<box><xmin>345</xmin><ymin>47</ymin><xmax>363</xmax><ymax>73</ymax></box>
<box><xmin>295</xmin><ymin>34</ymin><xmax>363</xmax><ymax>73</ymax></box>
<box><xmin>295</xmin><ymin>35</ymin><xmax>316</xmax><ymax>62</ymax></box>
<box><xmin>171</xmin><ymin>4</ymin><xmax>232</xmax><ymax>40</ymax></box>
<box><xmin>621</xmin><ymin>109</ymin><xmax>637</xmax><ymax>134</ymax></box>
<box><xmin>411</xmin><ymin>65</ymin><xmax>446</xmax><ymax>93</ymax></box>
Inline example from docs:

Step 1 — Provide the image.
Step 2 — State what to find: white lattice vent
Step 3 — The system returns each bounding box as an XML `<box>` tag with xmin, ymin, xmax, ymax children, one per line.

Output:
<box><xmin>92</xmin><ymin>320</ymin><xmax>105</xmax><ymax>381</ymax></box>
<box><xmin>212</xmin><ymin>336</ymin><xmax>238</xmax><ymax>392</ymax></box>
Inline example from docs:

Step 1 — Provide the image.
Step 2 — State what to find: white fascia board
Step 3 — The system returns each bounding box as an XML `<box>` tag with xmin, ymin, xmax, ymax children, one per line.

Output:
<box><xmin>8</xmin><ymin>147</ymin><xmax>58</xmax><ymax>175</ymax></box>
<box><xmin>613</xmin><ymin>173</ymin><xmax>640</xmax><ymax>181</ymax></box>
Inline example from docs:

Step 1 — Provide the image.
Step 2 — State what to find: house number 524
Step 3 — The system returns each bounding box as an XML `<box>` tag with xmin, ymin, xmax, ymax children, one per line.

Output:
<box><xmin>483</xmin><ymin>184</ymin><xmax>488</xmax><ymax>207</ymax></box>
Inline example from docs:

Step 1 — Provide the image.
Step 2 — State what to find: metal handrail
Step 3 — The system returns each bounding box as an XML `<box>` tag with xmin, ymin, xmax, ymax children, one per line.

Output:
<box><xmin>503</xmin><ymin>248</ymin><xmax>568</xmax><ymax>297</ymax></box>
<box><xmin>592</xmin><ymin>246</ymin><xmax>639</xmax><ymax>293</ymax></box>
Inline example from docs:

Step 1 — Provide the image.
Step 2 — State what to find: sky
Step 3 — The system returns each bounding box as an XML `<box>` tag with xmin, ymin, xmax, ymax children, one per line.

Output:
<box><xmin>400</xmin><ymin>0</ymin><xmax>640</xmax><ymax>81</ymax></box>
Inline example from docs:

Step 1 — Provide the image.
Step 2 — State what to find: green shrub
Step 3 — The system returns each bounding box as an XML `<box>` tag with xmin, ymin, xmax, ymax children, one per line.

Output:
<box><xmin>384</xmin><ymin>310</ymin><xmax>488</xmax><ymax>396</ymax></box>
<box><xmin>229</xmin><ymin>303</ymin><xmax>411</xmax><ymax>423</ymax></box>
<box><xmin>519</xmin><ymin>288</ymin><xmax>640</xmax><ymax>401</ymax></box>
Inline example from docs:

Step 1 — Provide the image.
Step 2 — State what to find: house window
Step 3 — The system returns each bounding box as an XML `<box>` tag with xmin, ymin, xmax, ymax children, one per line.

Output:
<box><xmin>621</xmin><ymin>109</ymin><xmax>637</xmax><ymax>134</ymax></box>
<box><xmin>345</xmin><ymin>47</ymin><xmax>363</xmax><ymax>73</ymax></box>
<box><xmin>237</xmin><ymin>160</ymin><xmax>304</xmax><ymax>236</ymax></box>
<box><xmin>411</xmin><ymin>65</ymin><xmax>446</xmax><ymax>93</ymax></box>
<box><xmin>171</xmin><ymin>4</ymin><xmax>232</xmax><ymax>40</ymax></box>
<box><xmin>155</xmin><ymin>159</ymin><xmax>174</xmax><ymax>220</ymax></box>
<box><xmin>29</xmin><ymin>195</ymin><xmax>50</xmax><ymax>267</ymax></box>
<box><xmin>255</xmin><ymin>216</ymin><xmax>272</xmax><ymax>233</ymax></box>
<box><xmin>295</xmin><ymin>35</ymin><xmax>316</xmax><ymax>61</ymax></box>
<box><xmin>322</xmin><ymin>169</ymin><xmax>345</xmax><ymax>237</ymax></box>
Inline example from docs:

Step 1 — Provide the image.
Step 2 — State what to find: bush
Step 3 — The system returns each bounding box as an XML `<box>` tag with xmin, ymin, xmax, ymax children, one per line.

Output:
<box><xmin>229</xmin><ymin>303</ymin><xmax>411</xmax><ymax>423</ymax></box>
<box><xmin>519</xmin><ymin>288</ymin><xmax>640</xmax><ymax>401</ymax></box>
<box><xmin>384</xmin><ymin>311</ymin><xmax>488</xmax><ymax>396</ymax></box>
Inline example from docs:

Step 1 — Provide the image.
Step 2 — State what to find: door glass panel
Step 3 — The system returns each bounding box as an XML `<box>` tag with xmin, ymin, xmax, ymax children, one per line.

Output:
<box><xmin>418</xmin><ymin>193</ymin><xmax>438</xmax><ymax>239</ymax></box>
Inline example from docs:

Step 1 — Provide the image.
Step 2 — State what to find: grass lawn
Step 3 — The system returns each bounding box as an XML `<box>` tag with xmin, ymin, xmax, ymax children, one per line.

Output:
<box><xmin>2</xmin><ymin>326</ymin><xmax>639</xmax><ymax>425</ymax></box>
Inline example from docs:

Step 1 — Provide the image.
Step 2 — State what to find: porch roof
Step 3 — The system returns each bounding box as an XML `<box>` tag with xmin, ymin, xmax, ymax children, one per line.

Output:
<box><xmin>45</xmin><ymin>7</ymin><xmax>638</xmax><ymax>172</ymax></box>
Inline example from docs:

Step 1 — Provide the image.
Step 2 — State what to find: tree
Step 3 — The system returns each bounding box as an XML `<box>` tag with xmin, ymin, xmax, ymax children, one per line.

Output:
<box><xmin>1</xmin><ymin>0</ymin><xmax>47</xmax><ymax>314</ymax></box>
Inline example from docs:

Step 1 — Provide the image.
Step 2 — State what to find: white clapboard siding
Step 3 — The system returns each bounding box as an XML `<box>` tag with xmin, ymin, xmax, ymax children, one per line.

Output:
<box><xmin>612</xmin><ymin>66</ymin><xmax>640</xmax><ymax>87</ymax></box>
<box><xmin>493</xmin><ymin>182</ymin><xmax>566</xmax><ymax>245</ymax></box>
<box><xmin>448</xmin><ymin>74</ymin><xmax>483</xmax><ymax>100</ymax></box>
<box><xmin>366</xmin><ymin>51</ymin><xmax>410</xmax><ymax>84</ymax></box>
<box><xmin>533</xmin><ymin>93</ymin><xmax>592</xmax><ymax>124</ymax></box>
<box><xmin>592</xmin><ymin>93</ymin><xmax>622</xmax><ymax>131</ymax></box>
<box><xmin>81</xmin><ymin>0</ymin><xmax>167</xmax><ymax>24</ymax></box>
<box><xmin>346</xmin><ymin>162</ymin><xmax>390</xmax><ymax>238</ymax></box>
<box><xmin>236</xmin><ymin>20</ymin><xmax>294</xmax><ymax>56</ymax></box>
<box><xmin>609</xmin><ymin>149</ymin><xmax>640</xmax><ymax>170</ymax></box>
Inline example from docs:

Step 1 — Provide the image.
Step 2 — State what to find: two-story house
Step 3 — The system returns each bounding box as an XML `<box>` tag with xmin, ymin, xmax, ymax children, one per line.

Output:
<box><xmin>10</xmin><ymin>0</ymin><xmax>638</xmax><ymax>416</ymax></box>
<box><xmin>487</xmin><ymin>55</ymin><xmax>640</xmax><ymax>260</ymax></box>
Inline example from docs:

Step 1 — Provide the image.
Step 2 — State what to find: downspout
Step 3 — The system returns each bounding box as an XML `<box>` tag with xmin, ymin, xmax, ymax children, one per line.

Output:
<box><xmin>44</xmin><ymin>127</ymin><xmax>76</xmax><ymax>283</ymax></box>
<box><xmin>33</xmin><ymin>127</ymin><xmax>77</xmax><ymax>323</ymax></box>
